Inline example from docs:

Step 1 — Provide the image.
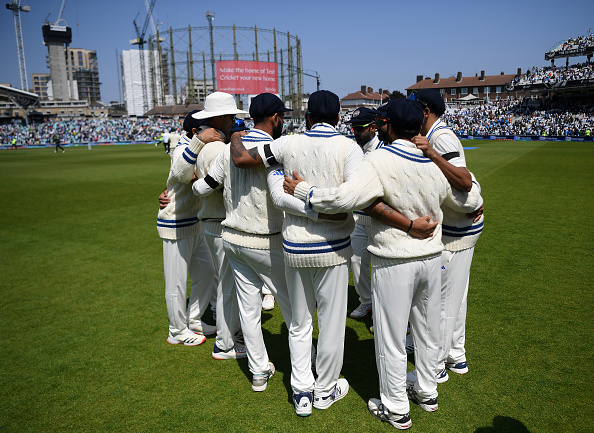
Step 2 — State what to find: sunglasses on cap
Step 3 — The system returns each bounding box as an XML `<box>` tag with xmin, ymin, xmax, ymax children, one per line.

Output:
<box><xmin>374</xmin><ymin>118</ymin><xmax>388</xmax><ymax>127</ymax></box>
<box><xmin>408</xmin><ymin>93</ymin><xmax>428</xmax><ymax>108</ymax></box>
<box><xmin>351</xmin><ymin>123</ymin><xmax>373</xmax><ymax>131</ymax></box>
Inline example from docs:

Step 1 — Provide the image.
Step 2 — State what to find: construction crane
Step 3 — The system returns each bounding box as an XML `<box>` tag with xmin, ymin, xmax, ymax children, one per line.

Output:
<box><xmin>5</xmin><ymin>0</ymin><xmax>31</xmax><ymax>90</ymax></box>
<box><xmin>130</xmin><ymin>0</ymin><xmax>157</xmax><ymax>114</ymax></box>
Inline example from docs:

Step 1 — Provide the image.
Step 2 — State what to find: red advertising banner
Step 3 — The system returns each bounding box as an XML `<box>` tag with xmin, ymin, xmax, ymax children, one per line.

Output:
<box><xmin>216</xmin><ymin>60</ymin><xmax>278</xmax><ymax>94</ymax></box>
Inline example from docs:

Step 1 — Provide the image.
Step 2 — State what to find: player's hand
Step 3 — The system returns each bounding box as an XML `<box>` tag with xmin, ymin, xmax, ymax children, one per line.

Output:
<box><xmin>283</xmin><ymin>170</ymin><xmax>304</xmax><ymax>196</ymax></box>
<box><xmin>190</xmin><ymin>174</ymin><xmax>198</xmax><ymax>184</ymax></box>
<box><xmin>411</xmin><ymin>135</ymin><xmax>438</xmax><ymax>159</ymax></box>
<box><xmin>409</xmin><ymin>216</ymin><xmax>437</xmax><ymax>239</ymax></box>
<box><xmin>197</xmin><ymin>128</ymin><xmax>223</xmax><ymax>144</ymax></box>
<box><xmin>467</xmin><ymin>204</ymin><xmax>484</xmax><ymax>222</ymax></box>
<box><xmin>319</xmin><ymin>212</ymin><xmax>348</xmax><ymax>221</ymax></box>
<box><xmin>158</xmin><ymin>189</ymin><xmax>170</xmax><ymax>210</ymax></box>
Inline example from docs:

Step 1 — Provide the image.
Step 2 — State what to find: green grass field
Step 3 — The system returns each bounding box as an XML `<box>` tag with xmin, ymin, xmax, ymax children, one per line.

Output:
<box><xmin>1</xmin><ymin>140</ymin><xmax>593</xmax><ymax>432</ymax></box>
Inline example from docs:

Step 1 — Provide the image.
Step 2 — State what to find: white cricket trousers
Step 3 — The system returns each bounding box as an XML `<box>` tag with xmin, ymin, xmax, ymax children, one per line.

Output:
<box><xmin>223</xmin><ymin>241</ymin><xmax>292</xmax><ymax>375</ymax></box>
<box><xmin>204</xmin><ymin>229</ymin><xmax>240</xmax><ymax>351</ymax></box>
<box><xmin>286</xmin><ymin>263</ymin><xmax>349</xmax><ymax>396</ymax></box>
<box><xmin>372</xmin><ymin>255</ymin><xmax>441</xmax><ymax>415</ymax></box>
<box><xmin>438</xmin><ymin>247</ymin><xmax>475</xmax><ymax>370</ymax></box>
<box><xmin>350</xmin><ymin>223</ymin><xmax>372</xmax><ymax>305</ymax></box>
<box><xmin>163</xmin><ymin>232</ymin><xmax>216</xmax><ymax>339</ymax></box>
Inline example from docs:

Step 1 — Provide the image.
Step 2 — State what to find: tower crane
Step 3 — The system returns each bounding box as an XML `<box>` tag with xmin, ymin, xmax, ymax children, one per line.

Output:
<box><xmin>5</xmin><ymin>0</ymin><xmax>30</xmax><ymax>90</ymax></box>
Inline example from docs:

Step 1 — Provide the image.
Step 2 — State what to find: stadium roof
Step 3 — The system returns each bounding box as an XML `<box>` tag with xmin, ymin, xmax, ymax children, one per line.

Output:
<box><xmin>0</xmin><ymin>84</ymin><xmax>39</xmax><ymax>109</ymax></box>
<box><xmin>145</xmin><ymin>104</ymin><xmax>205</xmax><ymax>116</ymax></box>
<box><xmin>406</xmin><ymin>74</ymin><xmax>517</xmax><ymax>90</ymax></box>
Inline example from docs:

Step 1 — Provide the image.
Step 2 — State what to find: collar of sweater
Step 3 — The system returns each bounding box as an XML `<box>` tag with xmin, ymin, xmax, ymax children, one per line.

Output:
<box><xmin>241</xmin><ymin>128</ymin><xmax>273</xmax><ymax>143</ymax></box>
<box><xmin>427</xmin><ymin>119</ymin><xmax>451</xmax><ymax>140</ymax></box>
<box><xmin>305</xmin><ymin>123</ymin><xmax>340</xmax><ymax>138</ymax></box>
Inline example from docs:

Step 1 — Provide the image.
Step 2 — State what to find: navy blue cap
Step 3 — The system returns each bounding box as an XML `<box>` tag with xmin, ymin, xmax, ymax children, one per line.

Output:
<box><xmin>346</xmin><ymin>107</ymin><xmax>380</xmax><ymax>124</ymax></box>
<box><xmin>249</xmin><ymin>93</ymin><xmax>292</xmax><ymax>119</ymax></box>
<box><xmin>376</xmin><ymin>100</ymin><xmax>396</xmax><ymax>119</ymax></box>
<box><xmin>308</xmin><ymin>90</ymin><xmax>340</xmax><ymax>118</ymax></box>
<box><xmin>386</xmin><ymin>99</ymin><xmax>424</xmax><ymax>132</ymax></box>
<box><xmin>183</xmin><ymin>110</ymin><xmax>206</xmax><ymax>133</ymax></box>
<box><xmin>230</xmin><ymin>118</ymin><xmax>250</xmax><ymax>133</ymax></box>
<box><xmin>410</xmin><ymin>89</ymin><xmax>445</xmax><ymax>116</ymax></box>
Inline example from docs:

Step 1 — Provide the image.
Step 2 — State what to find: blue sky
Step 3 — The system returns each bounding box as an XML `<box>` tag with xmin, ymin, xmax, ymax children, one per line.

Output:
<box><xmin>1</xmin><ymin>0</ymin><xmax>592</xmax><ymax>103</ymax></box>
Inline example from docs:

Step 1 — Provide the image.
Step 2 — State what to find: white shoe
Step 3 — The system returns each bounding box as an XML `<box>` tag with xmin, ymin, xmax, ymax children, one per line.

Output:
<box><xmin>262</xmin><ymin>294</ymin><xmax>275</xmax><ymax>311</ymax></box>
<box><xmin>368</xmin><ymin>398</ymin><xmax>412</xmax><ymax>430</ymax></box>
<box><xmin>189</xmin><ymin>321</ymin><xmax>217</xmax><ymax>336</ymax></box>
<box><xmin>167</xmin><ymin>332</ymin><xmax>206</xmax><ymax>346</ymax></box>
<box><xmin>252</xmin><ymin>361</ymin><xmax>275</xmax><ymax>392</ymax></box>
<box><xmin>313</xmin><ymin>378</ymin><xmax>349</xmax><ymax>409</ymax></box>
<box><xmin>212</xmin><ymin>342</ymin><xmax>247</xmax><ymax>360</ymax></box>
<box><xmin>349</xmin><ymin>302</ymin><xmax>372</xmax><ymax>319</ymax></box>
<box><xmin>294</xmin><ymin>391</ymin><xmax>313</xmax><ymax>417</ymax></box>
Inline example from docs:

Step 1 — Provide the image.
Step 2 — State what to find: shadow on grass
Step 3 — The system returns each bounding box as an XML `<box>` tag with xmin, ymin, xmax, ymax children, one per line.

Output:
<box><xmin>474</xmin><ymin>416</ymin><xmax>531</xmax><ymax>433</ymax></box>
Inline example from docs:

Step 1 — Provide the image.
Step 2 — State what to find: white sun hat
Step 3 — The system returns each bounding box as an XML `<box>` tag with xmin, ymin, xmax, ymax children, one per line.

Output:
<box><xmin>192</xmin><ymin>92</ymin><xmax>248</xmax><ymax>119</ymax></box>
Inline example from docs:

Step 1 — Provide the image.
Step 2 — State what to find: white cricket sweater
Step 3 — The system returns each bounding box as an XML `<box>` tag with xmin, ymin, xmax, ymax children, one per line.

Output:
<box><xmin>353</xmin><ymin>133</ymin><xmax>384</xmax><ymax>227</ymax></box>
<box><xmin>295</xmin><ymin>139</ymin><xmax>483</xmax><ymax>267</ymax></box>
<box><xmin>195</xmin><ymin>140</ymin><xmax>227</xmax><ymax>235</ymax></box>
<box><xmin>428</xmin><ymin>120</ymin><xmax>483</xmax><ymax>251</ymax></box>
<box><xmin>156</xmin><ymin>134</ymin><xmax>202</xmax><ymax>240</ymax></box>
<box><xmin>209</xmin><ymin>129</ymin><xmax>285</xmax><ymax>249</ymax></box>
<box><xmin>260</xmin><ymin>123</ymin><xmax>362</xmax><ymax>268</ymax></box>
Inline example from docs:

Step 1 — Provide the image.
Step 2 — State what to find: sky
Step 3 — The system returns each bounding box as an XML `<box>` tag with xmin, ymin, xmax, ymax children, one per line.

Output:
<box><xmin>1</xmin><ymin>0</ymin><xmax>593</xmax><ymax>104</ymax></box>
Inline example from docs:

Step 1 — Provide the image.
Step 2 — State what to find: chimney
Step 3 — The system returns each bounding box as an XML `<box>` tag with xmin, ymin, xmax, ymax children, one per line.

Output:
<box><xmin>517</xmin><ymin>67</ymin><xmax>522</xmax><ymax>76</ymax></box>
<box><xmin>500</xmin><ymin>71</ymin><xmax>504</xmax><ymax>75</ymax></box>
<box><xmin>480</xmin><ymin>70</ymin><xmax>485</xmax><ymax>81</ymax></box>
<box><xmin>456</xmin><ymin>72</ymin><xmax>462</xmax><ymax>82</ymax></box>
<box><xmin>361</xmin><ymin>85</ymin><xmax>366</xmax><ymax>94</ymax></box>
<box><xmin>416</xmin><ymin>75</ymin><xmax>423</xmax><ymax>83</ymax></box>
<box><xmin>367</xmin><ymin>87</ymin><xmax>373</xmax><ymax>94</ymax></box>
<box><xmin>434</xmin><ymin>73</ymin><xmax>440</xmax><ymax>84</ymax></box>
<box><xmin>378</xmin><ymin>88</ymin><xmax>383</xmax><ymax>95</ymax></box>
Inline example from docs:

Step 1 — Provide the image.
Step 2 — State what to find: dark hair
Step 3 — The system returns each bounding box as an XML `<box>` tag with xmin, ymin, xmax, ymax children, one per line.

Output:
<box><xmin>252</xmin><ymin>116</ymin><xmax>266</xmax><ymax>125</ymax></box>
<box><xmin>390</xmin><ymin>127</ymin><xmax>420</xmax><ymax>140</ymax></box>
<box><xmin>309</xmin><ymin>113</ymin><xmax>338</xmax><ymax>127</ymax></box>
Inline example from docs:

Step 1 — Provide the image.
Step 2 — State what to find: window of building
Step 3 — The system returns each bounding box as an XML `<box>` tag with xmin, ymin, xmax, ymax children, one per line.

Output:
<box><xmin>473</xmin><ymin>87</ymin><xmax>479</xmax><ymax>94</ymax></box>
<box><xmin>439</xmin><ymin>89</ymin><xmax>445</xmax><ymax>94</ymax></box>
<box><xmin>484</xmin><ymin>86</ymin><xmax>490</xmax><ymax>94</ymax></box>
<box><xmin>496</xmin><ymin>86</ymin><xmax>502</xmax><ymax>93</ymax></box>
<box><xmin>461</xmin><ymin>88</ymin><xmax>468</xmax><ymax>95</ymax></box>
<box><xmin>450</xmin><ymin>88</ymin><xmax>456</xmax><ymax>95</ymax></box>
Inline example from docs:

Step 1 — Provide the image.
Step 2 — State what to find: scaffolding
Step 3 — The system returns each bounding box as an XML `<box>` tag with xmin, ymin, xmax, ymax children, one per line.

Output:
<box><xmin>149</xmin><ymin>23</ymin><xmax>305</xmax><ymax>117</ymax></box>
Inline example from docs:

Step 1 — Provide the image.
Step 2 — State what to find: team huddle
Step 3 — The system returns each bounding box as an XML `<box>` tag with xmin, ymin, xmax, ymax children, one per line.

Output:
<box><xmin>156</xmin><ymin>89</ymin><xmax>483</xmax><ymax>430</ymax></box>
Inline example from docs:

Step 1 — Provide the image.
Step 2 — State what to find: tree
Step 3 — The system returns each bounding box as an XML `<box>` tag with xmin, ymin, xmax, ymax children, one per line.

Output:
<box><xmin>389</xmin><ymin>90</ymin><xmax>406</xmax><ymax>100</ymax></box>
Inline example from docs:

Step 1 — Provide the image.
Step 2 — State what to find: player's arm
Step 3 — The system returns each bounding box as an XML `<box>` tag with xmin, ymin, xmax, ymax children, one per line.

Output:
<box><xmin>169</xmin><ymin>129</ymin><xmax>221</xmax><ymax>184</ymax></box>
<box><xmin>268</xmin><ymin>165</ymin><xmax>347</xmax><ymax>221</ymax></box>
<box><xmin>443</xmin><ymin>173</ymin><xmax>484</xmax><ymax>214</ymax></box>
<box><xmin>192</xmin><ymin>151</ymin><xmax>225</xmax><ymax>197</ymax></box>
<box><xmin>229</xmin><ymin>131</ymin><xmax>264</xmax><ymax>168</ymax></box>
<box><xmin>364</xmin><ymin>199</ymin><xmax>437</xmax><ymax>239</ymax></box>
<box><xmin>412</xmin><ymin>135</ymin><xmax>472</xmax><ymax>192</ymax></box>
<box><xmin>158</xmin><ymin>188</ymin><xmax>170</xmax><ymax>210</ymax></box>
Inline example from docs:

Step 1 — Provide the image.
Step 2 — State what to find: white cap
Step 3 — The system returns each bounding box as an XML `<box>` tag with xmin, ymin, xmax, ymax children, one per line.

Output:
<box><xmin>192</xmin><ymin>92</ymin><xmax>248</xmax><ymax>119</ymax></box>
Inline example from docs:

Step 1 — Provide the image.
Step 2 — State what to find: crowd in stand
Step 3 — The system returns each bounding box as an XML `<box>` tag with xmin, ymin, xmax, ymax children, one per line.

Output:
<box><xmin>547</xmin><ymin>34</ymin><xmax>594</xmax><ymax>54</ymax></box>
<box><xmin>510</xmin><ymin>62</ymin><xmax>593</xmax><ymax>86</ymax></box>
<box><xmin>442</xmin><ymin>98</ymin><xmax>594</xmax><ymax>137</ymax></box>
<box><xmin>1</xmin><ymin>97</ymin><xmax>593</xmax><ymax>145</ymax></box>
<box><xmin>0</xmin><ymin>117</ymin><xmax>180</xmax><ymax>146</ymax></box>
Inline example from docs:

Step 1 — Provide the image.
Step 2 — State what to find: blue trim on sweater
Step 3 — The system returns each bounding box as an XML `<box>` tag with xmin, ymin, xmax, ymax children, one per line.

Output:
<box><xmin>282</xmin><ymin>236</ymin><xmax>351</xmax><ymax>255</ymax></box>
<box><xmin>381</xmin><ymin>144</ymin><xmax>433</xmax><ymax>163</ymax></box>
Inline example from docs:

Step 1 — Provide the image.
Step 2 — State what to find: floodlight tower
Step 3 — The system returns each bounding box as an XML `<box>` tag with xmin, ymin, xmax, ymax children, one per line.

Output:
<box><xmin>6</xmin><ymin>0</ymin><xmax>30</xmax><ymax>90</ymax></box>
<box><xmin>206</xmin><ymin>11</ymin><xmax>216</xmax><ymax>91</ymax></box>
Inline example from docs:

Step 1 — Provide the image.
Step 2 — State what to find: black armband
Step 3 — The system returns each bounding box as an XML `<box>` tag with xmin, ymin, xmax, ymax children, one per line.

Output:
<box><xmin>204</xmin><ymin>174</ymin><xmax>220</xmax><ymax>189</ymax></box>
<box><xmin>406</xmin><ymin>220</ymin><xmax>414</xmax><ymax>233</ymax></box>
<box><xmin>263</xmin><ymin>144</ymin><xmax>278</xmax><ymax>166</ymax></box>
<box><xmin>441</xmin><ymin>151</ymin><xmax>460</xmax><ymax>161</ymax></box>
